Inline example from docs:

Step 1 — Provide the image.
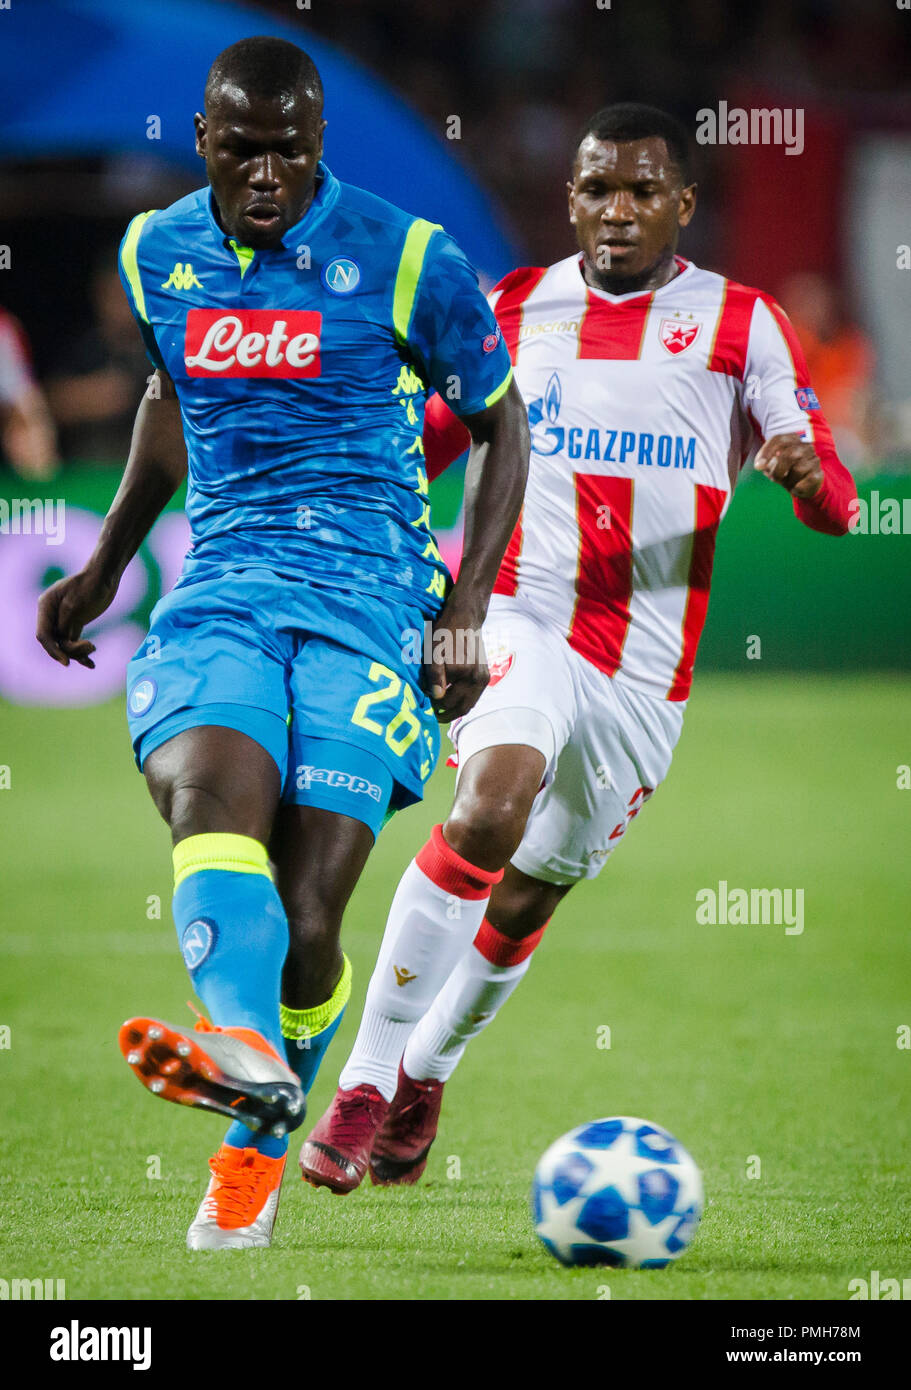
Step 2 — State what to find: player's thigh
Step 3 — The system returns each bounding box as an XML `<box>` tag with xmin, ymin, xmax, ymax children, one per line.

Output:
<box><xmin>143</xmin><ymin>725</ymin><xmax>282</xmax><ymax>844</ymax></box>
<box><xmin>127</xmin><ymin>574</ymin><xmax>292</xmax><ymax>842</ymax></box>
<box><xmin>445</xmin><ymin>598</ymin><xmax>577</xmax><ymax>863</ymax></box>
<box><xmin>513</xmin><ymin>674</ymin><xmax>684</xmax><ymax>885</ymax></box>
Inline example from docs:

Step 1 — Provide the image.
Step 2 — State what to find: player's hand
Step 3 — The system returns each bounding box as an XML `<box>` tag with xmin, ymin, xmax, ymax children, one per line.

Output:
<box><xmin>424</xmin><ymin>593</ymin><xmax>489</xmax><ymax>723</ymax></box>
<box><xmin>754</xmin><ymin>433</ymin><xmax>823</xmax><ymax>499</ymax></box>
<box><xmin>36</xmin><ymin>565</ymin><xmax>118</xmax><ymax>668</ymax></box>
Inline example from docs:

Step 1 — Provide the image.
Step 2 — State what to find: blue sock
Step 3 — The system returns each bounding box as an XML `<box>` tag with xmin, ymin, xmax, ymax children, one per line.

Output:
<box><xmin>172</xmin><ymin>833</ymin><xmax>291</xmax><ymax>1157</ymax></box>
<box><xmin>281</xmin><ymin>954</ymin><xmax>352</xmax><ymax>1093</ymax></box>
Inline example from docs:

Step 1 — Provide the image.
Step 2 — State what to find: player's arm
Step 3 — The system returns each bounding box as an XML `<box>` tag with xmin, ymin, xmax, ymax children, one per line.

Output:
<box><xmin>745</xmin><ymin>295</ymin><xmax>856</xmax><ymax>535</ymax></box>
<box><xmin>428</xmin><ymin>376</ymin><xmax>529</xmax><ymax>719</ymax></box>
<box><xmin>37</xmin><ymin>368</ymin><xmax>187</xmax><ymax>667</ymax></box>
<box><xmin>406</xmin><ymin>235</ymin><xmax>529</xmax><ymax>719</ymax></box>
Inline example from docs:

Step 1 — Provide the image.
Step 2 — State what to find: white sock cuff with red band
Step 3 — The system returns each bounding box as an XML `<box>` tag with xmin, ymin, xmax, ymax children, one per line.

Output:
<box><xmin>474</xmin><ymin>916</ymin><xmax>547</xmax><ymax>966</ymax></box>
<box><xmin>414</xmin><ymin>824</ymin><xmax>504</xmax><ymax>899</ymax></box>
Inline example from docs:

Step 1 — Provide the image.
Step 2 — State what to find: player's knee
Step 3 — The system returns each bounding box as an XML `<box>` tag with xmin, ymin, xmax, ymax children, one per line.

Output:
<box><xmin>489</xmin><ymin>897</ymin><xmax>554</xmax><ymax>942</ymax></box>
<box><xmin>284</xmin><ymin>899</ymin><xmax>342</xmax><ymax>953</ymax></box>
<box><xmin>488</xmin><ymin>871</ymin><xmax>572</xmax><ymax>941</ymax></box>
<box><xmin>160</xmin><ymin>781</ymin><xmax>242</xmax><ymax>842</ymax></box>
<box><xmin>444</xmin><ymin>790</ymin><xmax>531</xmax><ymax>872</ymax></box>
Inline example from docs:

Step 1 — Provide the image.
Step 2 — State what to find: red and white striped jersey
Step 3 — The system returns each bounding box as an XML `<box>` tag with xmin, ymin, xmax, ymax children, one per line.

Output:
<box><xmin>425</xmin><ymin>253</ymin><xmax>855</xmax><ymax>702</ymax></box>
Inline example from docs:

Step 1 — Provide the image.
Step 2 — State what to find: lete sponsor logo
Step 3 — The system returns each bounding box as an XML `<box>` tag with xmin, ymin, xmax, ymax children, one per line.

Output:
<box><xmin>184</xmin><ymin>310</ymin><xmax>322</xmax><ymax>377</ymax></box>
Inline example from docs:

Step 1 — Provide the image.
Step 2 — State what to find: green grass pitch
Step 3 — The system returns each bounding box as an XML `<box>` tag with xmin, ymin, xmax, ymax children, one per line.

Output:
<box><xmin>1</xmin><ymin>674</ymin><xmax>909</xmax><ymax>1301</ymax></box>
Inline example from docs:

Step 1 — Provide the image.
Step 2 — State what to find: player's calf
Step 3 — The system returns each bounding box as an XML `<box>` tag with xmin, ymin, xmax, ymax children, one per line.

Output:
<box><xmin>371</xmin><ymin>878</ymin><xmax>566</xmax><ymax>1186</ymax></box>
<box><xmin>394</xmin><ymin>911</ymin><xmax>553</xmax><ymax>1142</ymax></box>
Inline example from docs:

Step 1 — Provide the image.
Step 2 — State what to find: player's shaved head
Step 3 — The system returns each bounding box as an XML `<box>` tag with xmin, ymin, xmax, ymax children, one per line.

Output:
<box><xmin>195</xmin><ymin>37</ymin><xmax>327</xmax><ymax>250</ymax></box>
<box><xmin>205</xmin><ymin>36</ymin><xmax>323</xmax><ymax>116</ymax></box>
<box><xmin>574</xmin><ymin>103</ymin><xmax>693</xmax><ymax>187</ymax></box>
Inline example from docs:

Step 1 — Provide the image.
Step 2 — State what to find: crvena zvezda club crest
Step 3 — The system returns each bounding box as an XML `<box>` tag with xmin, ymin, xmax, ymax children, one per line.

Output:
<box><xmin>487</xmin><ymin>650</ymin><xmax>514</xmax><ymax>686</ymax></box>
<box><xmin>659</xmin><ymin>318</ymin><xmax>701</xmax><ymax>355</ymax></box>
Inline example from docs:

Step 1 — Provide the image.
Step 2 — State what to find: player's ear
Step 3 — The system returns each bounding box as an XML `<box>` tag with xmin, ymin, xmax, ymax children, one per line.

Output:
<box><xmin>567</xmin><ymin>180</ymin><xmax>577</xmax><ymax>225</ymax></box>
<box><xmin>317</xmin><ymin>118</ymin><xmax>327</xmax><ymax>159</ymax></box>
<box><xmin>194</xmin><ymin>113</ymin><xmax>207</xmax><ymax>159</ymax></box>
<box><xmin>678</xmin><ymin>182</ymin><xmax>697</xmax><ymax>228</ymax></box>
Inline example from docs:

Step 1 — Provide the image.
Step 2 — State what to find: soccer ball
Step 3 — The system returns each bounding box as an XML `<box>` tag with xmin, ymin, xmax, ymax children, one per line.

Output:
<box><xmin>531</xmin><ymin>1116</ymin><xmax>703</xmax><ymax>1268</ymax></box>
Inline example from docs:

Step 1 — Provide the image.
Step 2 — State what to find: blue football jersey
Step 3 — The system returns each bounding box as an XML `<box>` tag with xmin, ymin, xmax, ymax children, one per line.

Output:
<box><xmin>118</xmin><ymin>162</ymin><xmax>512</xmax><ymax>617</ymax></box>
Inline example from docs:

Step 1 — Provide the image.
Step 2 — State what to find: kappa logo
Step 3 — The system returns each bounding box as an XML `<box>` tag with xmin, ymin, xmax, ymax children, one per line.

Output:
<box><xmin>295</xmin><ymin>766</ymin><xmax>383</xmax><ymax>802</ymax></box>
<box><xmin>393</xmin><ymin>965</ymin><xmax>417</xmax><ymax>987</ymax></box>
<box><xmin>162</xmin><ymin>262</ymin><xmax>203</xmax><ymax>291</ymax></box>
<box><xmin>659</xmin><ymin>315</ymin><xmax>701</xmax><ymax>355</ymax></box>
<box><xmin>185</xmin><ymin>310</ymin><xmax>322</xmax><ymax>378</ymax></box>
<box><xmin>321</xmin><ymin>257</ymin><xmax>361</xmax><ymax>294</ymax></box>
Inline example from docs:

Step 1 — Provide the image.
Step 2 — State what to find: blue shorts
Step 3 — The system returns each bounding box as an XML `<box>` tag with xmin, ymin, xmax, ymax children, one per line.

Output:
<box><xmin>125</xmin><ymin>568</ymin><xmax>440</xmax><ymax>836</ymax></box>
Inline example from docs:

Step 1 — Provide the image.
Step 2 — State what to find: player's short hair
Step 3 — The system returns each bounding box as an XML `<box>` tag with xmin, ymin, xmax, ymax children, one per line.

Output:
<box><xmin>205</xmin><ymin>36</ymin><xmax>323</xmax><ymax>113</ymax></box>
<box><xmin>575</xmin><ymin>103</ymin><xmax>694</xmax><ymax>185</ymax></box>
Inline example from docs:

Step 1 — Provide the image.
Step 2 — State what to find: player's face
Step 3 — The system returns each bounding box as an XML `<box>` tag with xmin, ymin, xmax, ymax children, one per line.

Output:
<box><xmin>568</xmin><ymin>136</ymin><xmax>696</xmax><ymax>292</ymax></box>
<box><xmin>195</xmin><ymin>91</ymin><xmax>326</xmax><ymax>250</ymax></box>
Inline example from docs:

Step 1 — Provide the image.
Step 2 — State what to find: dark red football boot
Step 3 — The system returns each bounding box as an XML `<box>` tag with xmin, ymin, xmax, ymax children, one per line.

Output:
<box><xmin>369</xmin><ymin>1062</ymin><xmax>445</xmax><ymax>1186</ymax></box>
<box><xmin>298</xmin><ymin>1083</ymin><xmax>389</xmax><ymax>1194</ymax></box>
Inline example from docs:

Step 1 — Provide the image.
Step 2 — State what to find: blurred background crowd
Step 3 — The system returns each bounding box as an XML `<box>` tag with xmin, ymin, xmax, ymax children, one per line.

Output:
<box><xmin>1</xmin><ymin>0</ymin><xmax>909</xmax><ymax>480</ymax></box>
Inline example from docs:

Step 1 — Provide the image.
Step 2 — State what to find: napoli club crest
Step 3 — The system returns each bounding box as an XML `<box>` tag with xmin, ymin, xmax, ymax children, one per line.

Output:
<box><xmin>181</xmin><ymin>918</ymin><xmax>217</xmax><ymax>971</ymax></box>
<box><xmin>128</xmin><ymin>678</ymin><xmax>157</xmax><ymax>717</ymax></box>
<box><xmin>659</xmin><ymin>317</ymin><xmax>701</xmax><ymax>355</ymax></box>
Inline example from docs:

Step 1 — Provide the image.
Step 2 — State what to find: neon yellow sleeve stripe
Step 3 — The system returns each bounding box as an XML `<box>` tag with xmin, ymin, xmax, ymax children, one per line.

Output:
<box><xmin>279</xmin><ymin>955</ymin><xmax>352</xmax><ymax>1039</ymax></box>
<box><xmin>393</xmin><ymin>218</ymin><xmax>443</xmax><ymax>343</ymax></box>
<box><xmin>173</xmin><ymin>832</ymin><xmax>272</xmax><ymax>890</ymax></box>
<box><xmin>119</xmin><ymin>210</ymin><xmax>157</xmax><ymax>324</ymax></box>
<box><xmin>484</xmin><ymin>365</ymin><xmax>513</xmax><ymax>409</ymax></box>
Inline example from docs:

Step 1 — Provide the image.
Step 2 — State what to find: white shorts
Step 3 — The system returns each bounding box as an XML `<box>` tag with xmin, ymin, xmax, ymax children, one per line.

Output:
<box><xmin>450</xmin><ymin>595</ymin><xmax>685</xmax><ymax>885</ymax></box>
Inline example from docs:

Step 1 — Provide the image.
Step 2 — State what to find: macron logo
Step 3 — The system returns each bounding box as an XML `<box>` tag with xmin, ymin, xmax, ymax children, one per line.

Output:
<box><xmin>185</xmin><ymin>310</ymin><xmax>322</xmax><ymax>378</ymax></box>
<box><xmin>50</xmin><ymin>1320</ymin><xmax>151</xmax><ymax>1371</ymax></box>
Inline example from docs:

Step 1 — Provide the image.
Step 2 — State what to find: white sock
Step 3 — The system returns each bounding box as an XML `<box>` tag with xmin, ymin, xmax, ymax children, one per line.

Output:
<box><xmin>339</xmin><ymin>825</ymin><xmax>503</xmax><ymax>1101</ymax></box>
<box><xmin>403</xmin><ymin>918</ymin><xmax>546</xmax><ymax>1083</ymax></box>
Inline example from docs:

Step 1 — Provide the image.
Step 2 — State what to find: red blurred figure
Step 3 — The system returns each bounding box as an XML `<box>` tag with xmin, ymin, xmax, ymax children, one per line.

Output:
<box><xmin>778</xmin><ymin>273</ymin><xmax>878</xmax><ymax>471</ymax></box>
<box><xmin>0</xmin><ymin>306</ymin><xmax>58</xmax><ymax>480</ymax></box>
